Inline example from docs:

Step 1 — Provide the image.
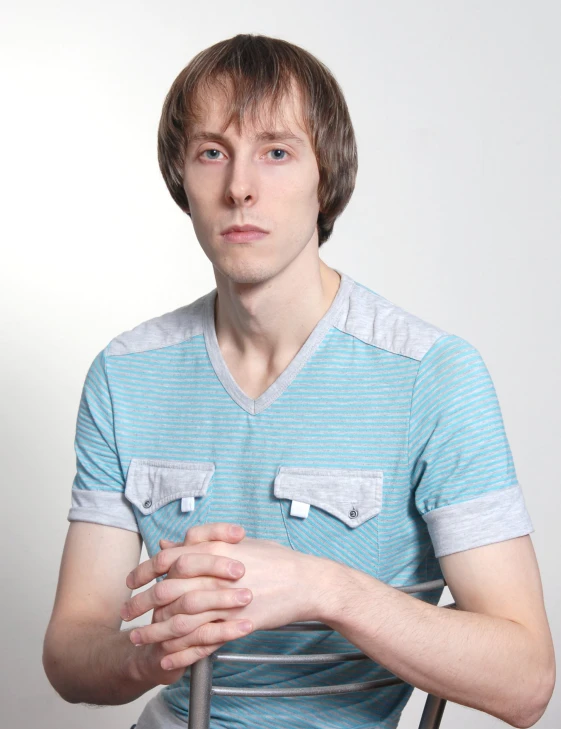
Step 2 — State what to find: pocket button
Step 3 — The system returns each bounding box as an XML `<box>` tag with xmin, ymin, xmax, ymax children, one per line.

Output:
<box><xmin>349</xmin><ymin>508</ymin><xmax>358</xmax><ymax>519</ymax></box>
<box><xmin>143</xmin><ymin>499</ymin><xmax>152</xmax><ymax>509</ymax></box>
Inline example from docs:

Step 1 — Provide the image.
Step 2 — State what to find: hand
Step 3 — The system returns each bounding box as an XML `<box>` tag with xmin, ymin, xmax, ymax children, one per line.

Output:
<box><xmin>125</xmin><ymin>524</ymin><xmax>331</xmax><ymax>671</ymax></box>
<box><xmin>121</xmin><ymin>523</ymin><xmax>256</xmax><ymax>671</ymax></box>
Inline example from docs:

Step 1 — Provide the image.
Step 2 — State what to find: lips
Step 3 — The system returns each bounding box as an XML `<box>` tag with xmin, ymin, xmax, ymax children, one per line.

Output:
<box><xmin>221</xmin><ymin>224</ymin><xmax>269</xmax><ymax>243</ymax></box>
<box><xmin>221</xmin><ymin>224</ymin><xmax>268</xmax><ymax>235</ymax></box>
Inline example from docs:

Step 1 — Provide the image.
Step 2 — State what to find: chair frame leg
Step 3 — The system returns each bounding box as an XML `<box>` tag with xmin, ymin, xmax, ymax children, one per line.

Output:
<box><xmin>417</xmin><ymin>693</ymin><xmax>447</xmax><ymax>729</ymax></box>
<box><xmin>188</xmin><ymin>656</ymin><xmax>214</xmax><ymax>729</ymax></box>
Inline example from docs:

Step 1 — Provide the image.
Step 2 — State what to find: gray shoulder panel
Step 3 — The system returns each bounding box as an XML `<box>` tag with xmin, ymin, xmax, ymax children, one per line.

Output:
<box><xmin>334</xmin><ymin>281</ymin><xmax>447</xmax><ymax>361</ymax></box>
<box><xmin>108</xmin><ymin>290</ymin><xmax>211</xmax><ymax>356</ymax></box>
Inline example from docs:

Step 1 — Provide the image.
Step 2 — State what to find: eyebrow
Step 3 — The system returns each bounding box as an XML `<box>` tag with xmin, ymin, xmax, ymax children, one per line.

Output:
<box><xmin>188</xmin><ymin>130</ymin><xmax>306</xmax><ymax>146</ymax></box>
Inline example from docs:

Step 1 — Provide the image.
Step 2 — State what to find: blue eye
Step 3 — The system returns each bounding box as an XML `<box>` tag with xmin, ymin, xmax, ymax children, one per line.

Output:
<box><xmin>202</xmin><ymin>149</ymin><xmax>222</xmax><ymax>160</ymax></box>
<box><xmin>269</xmin><ymin>149</ymin><xmax>288</xmax><ymax>160</ymax></box>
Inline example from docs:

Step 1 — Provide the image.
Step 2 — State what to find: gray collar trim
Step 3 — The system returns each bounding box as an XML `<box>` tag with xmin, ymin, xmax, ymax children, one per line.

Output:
<box><xmin>202</xmin><ymin>270</ymin><xmax>355</xmax><ymax>416</ymax></box>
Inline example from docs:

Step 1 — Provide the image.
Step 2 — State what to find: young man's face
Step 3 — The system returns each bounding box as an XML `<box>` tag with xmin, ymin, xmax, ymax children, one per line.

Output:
<box><xmin>183</xmin><ymin>82</ymin><xmax>321</xmax><ymax>286</ymax></box>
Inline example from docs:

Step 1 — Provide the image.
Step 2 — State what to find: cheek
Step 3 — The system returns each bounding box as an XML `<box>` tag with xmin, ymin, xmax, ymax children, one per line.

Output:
<box><xmin>183</xmin><ymin>168</ymin><xmax>217</xmax><ymax>207</ymax></box>
<box><xmin>267</xmin><ymin>170</ymin><xmax>320</xmax><ymax>213</ymax></box>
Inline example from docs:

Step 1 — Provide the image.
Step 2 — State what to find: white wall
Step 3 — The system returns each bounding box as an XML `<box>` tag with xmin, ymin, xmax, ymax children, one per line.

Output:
<box><xmin>1</xmin><ymin>1</ymin><xmax>558</xmax><ymax>727</ymax></box>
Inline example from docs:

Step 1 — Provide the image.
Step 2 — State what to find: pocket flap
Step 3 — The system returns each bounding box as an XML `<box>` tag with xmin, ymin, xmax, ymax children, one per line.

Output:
<box><xmin>125</xmin><ymin>458</ymin><xmax>215</xmax><ymax>515</ymax></box>
<box><xmin>274</xmin><ymin>466</ymin><xmax>383</xmax><ymax>528</ymax></box>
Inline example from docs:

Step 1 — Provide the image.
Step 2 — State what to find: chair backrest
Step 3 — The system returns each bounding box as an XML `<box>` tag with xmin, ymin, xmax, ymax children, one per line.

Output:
<box><xmin>188</xmin><ymin>578</ymin><xmax>454</xmax><ymax>729</ymax></box>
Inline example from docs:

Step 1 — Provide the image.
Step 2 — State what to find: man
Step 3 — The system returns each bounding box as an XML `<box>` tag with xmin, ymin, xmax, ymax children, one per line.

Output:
<box><xmin>43</xmin><ymin>34</ymin><xmax>555</xmax><ymax>729</ymax></box>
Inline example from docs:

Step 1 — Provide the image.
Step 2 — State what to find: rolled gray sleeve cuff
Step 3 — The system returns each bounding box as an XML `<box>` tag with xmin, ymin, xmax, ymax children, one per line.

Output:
<box><xmin>68</xmin><ymin>488</ymin><xmax>139</xmax><ymax>533</ymax></box>
<box><xmin>423</xmin><ymin>484</ymin><xmax>534</xmax><ymax>558</ymax></box>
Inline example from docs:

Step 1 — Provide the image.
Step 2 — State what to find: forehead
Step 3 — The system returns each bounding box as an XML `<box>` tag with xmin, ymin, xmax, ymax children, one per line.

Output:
<box><xmin>189</xmin><ymin>78</ymin><xmax>309</xmax><ymax>141</ymax></box>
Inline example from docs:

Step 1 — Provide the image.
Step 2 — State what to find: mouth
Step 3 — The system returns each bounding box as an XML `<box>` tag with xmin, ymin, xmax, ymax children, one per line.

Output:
<box><xmin>221</xmin><ymin>224</ymin><xmax>269</xmax><ymax>243</ymax></box>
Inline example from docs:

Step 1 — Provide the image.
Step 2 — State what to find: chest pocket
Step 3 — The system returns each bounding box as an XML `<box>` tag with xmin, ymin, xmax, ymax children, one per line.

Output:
<box><xmin>274</xmin><ymin>466</ymin><xmax>383</xmax><ymax>574</ymax></box>
<box><xmin>125</xmin><ymin>459</ymin><xmax>215</xmax><ymax>539</ymax></box>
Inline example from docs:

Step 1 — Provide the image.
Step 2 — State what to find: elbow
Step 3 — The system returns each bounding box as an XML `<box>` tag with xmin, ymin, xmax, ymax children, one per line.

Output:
<box><xmin>42</xmin><ymin>649</ymin><xmax>73</xmax><ymax>704</ymax></box>
<box><xmin>505</xmin><ymin>653</ymin><xmax>556</xmax><ymax>728</ymax></box>
<box><xmin>42</xmin><ymin>629</ymin><xmax>81</xmax><ymax>704</ymax></box>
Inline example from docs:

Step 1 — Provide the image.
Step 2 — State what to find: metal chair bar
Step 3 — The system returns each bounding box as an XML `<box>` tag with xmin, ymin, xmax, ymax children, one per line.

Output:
<box><xmin>211</xmin><ymin>675</ymin><xmax>405</xmax><ymax>698</ymax></box>
<box><xmin>188</xmin><ymin>578</ymin><xmax>451</xmax><ymax>729</ymax></box>
<box><xmin>188</xmin><ymin>656</ymin><xmax>213</xmax><ymax>729</ymax></box>
<box><xmin>268</xmin><ymin>621</ymin><xmax>332</xmax><ymax>631</ymax></box>
<box><xmin>418</xmin><ymin>694</ymin><xmax>447</xmax><ymax>729</ymax></box>
<box><xmin>398</xmin><ymin>579</ymin><xmax>446</xmax><ymax>594</ymax></box>
<box><xmin>214</xmin><ymin>650</ymin><xmax>369</xmax><ymax>664</ymax></box>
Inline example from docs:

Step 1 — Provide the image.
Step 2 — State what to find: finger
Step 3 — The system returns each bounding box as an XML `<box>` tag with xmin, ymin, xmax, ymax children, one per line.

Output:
<box><xmin>167</xmin><ymin>553</ymin><xmax>245</xmax><ymax>582</ymax></box>
<box><xmin>130</xmin><ymin>610</ymin><xmax>228</xmax><ymax>646</ymax></box>
<box><xmin>155</xmin><ymin>588</ymin><xmax>253</xmax><ymax>623</ymax></box>
<box><xmin>161</xmin><ymin>619</ymin><xmax>253</xmax><ymax>660</ymax></box>
<box><xmin>150</xmin><ymin>577</ymin><xmax>223</xmax><ymax>623</ymax></box>
<box><xmin>161</xmin><ymin>643</ymin><xmax>225</xmax><ymax>671</ymax></box>
<box><xmin>183</xmin><ymin>522</ymin><xmax>245</xmax><ymax>546</ymax></box>
<box><xmin>160</xmin><ymin>538</ymin><xmax>180</xmax><ymax>549</ymax></box>
<box><xmin>121</xmin><ymin>577</ymin><xmax>227</xmax><ymax>622</ymax></box>
<box><xmin>127</xmin><ymin>549</ymin><xmax>244</xmax><ymax>590</ymax></box>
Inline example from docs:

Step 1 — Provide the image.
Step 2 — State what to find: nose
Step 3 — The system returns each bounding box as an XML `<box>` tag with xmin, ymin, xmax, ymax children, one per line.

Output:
<box><xmin>224</xmin><ymin>155</ymin><xmax>257</xmax><ymax>208</ymax></box>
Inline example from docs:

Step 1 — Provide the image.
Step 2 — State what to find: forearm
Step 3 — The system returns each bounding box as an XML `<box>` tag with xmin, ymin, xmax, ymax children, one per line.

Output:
<box><xmin>43</xmin><ymin>620</ymin><xmax>157</xmax><ymax>705</ymax></box>
<box><xmin>319</xmin><ymin>563</ymin><xmax>552</xmax><ymax>728</ymax></box>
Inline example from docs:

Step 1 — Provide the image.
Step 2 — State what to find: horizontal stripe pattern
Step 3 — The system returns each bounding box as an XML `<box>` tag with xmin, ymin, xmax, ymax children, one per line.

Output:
<box><xmin>68</xmin><ymin>278</ymin><xmax>532</xmax><ymax>728</ymax></box>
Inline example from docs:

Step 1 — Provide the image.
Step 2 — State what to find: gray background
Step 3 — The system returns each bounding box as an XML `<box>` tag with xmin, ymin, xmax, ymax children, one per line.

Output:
<box><xmin>1</xmin><ymin>1</ymin><xmax>559</xmax><ymax>727</ymax></box>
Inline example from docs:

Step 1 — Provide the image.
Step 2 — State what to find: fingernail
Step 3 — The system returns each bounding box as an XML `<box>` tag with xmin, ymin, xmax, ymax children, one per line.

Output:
<box><xmin>131</xmin><ymin>631</ymin><xmax>141</xmax><ymax>645</ymax></box>
<box><xmin>121</xmin><ymin>607</ymin><xmax>130</xmax><ymax>621</ymax></box>
<box><xmin>229</xmin><ymin>525</ymin><xmax>243</xmax><ymax>537</ymax></box>
<box><xmin>162</xmin><ymin>658</ymin><xmax>173</xmax><ymax>670</ymax></box>
<box><xmin>236</xmin><ymin>590</ymin><xmax>252</xmax><ymax>604</ymax></box>
<box><xmin>229</xmin><ymin>561</ymin><xmax>244</xmax><ymax>577</ymax></box>
<box><xmin>237</xmin><ymin>620</ymin><xmax>252</xmax><ymax>634</ymax></box>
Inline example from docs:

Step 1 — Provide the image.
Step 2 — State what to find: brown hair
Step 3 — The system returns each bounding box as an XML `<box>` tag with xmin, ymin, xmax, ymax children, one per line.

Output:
<box><xmin>157</xmin><ymin>34</ymin><xmax>358</xmax><ymax>247</ymax></box>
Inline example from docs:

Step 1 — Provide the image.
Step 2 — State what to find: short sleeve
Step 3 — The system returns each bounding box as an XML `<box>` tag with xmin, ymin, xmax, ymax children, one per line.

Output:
<box><xmin>409</xmin><ymin>334</ymin><xmax>533</xmax><ymax>558</ymax></box>
<box><xmin>67</xmin><ymin>347</ymin><xmax>139</xmax><ymax>533</ymax></box>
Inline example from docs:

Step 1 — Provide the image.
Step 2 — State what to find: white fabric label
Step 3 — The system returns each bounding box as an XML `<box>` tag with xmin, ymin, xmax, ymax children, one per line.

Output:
<box><xmin>290</xmin><ymin>500</ymin><xmax>310</xmax><ymax>519</ymax></box>
<box><xmin>181</xmin><ymin>497</ymin><xmax>195</xmax><ymax>512</ymax></box>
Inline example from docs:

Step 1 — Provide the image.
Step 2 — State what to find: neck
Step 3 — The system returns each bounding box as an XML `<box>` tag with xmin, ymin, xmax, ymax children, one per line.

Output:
<box><xmin>212</xmin><ymin>257</ymin><xmax>341</xmax><ymax>368</ymax></box>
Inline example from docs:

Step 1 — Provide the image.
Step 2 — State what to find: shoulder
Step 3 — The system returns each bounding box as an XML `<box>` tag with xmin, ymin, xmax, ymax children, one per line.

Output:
<box><xmin>105</xmin><ymin>290</ymin><xmax>212</xmax><ymax>357</ymax></box>
<box><xmin>336</xmin><ymin>277</ymin><xmax>450</xmax><ymax>361</ymax></box>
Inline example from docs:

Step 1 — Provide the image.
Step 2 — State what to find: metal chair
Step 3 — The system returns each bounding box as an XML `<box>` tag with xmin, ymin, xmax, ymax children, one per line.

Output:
<box><xmin>188</xmin><ymin>579</ymin><xmax>454</xmax><ymax>729</ymax></box>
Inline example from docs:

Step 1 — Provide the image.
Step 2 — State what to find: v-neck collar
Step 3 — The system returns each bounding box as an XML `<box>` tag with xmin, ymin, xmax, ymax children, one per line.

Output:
<box><xmin>202</xmin><ymin>269</ymin><xmax>355</xmax><ymax>415</ymax></box>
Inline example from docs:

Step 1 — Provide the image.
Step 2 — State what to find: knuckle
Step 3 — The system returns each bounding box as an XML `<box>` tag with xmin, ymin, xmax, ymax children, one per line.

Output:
<box><xmin>154</xmin><ymin>550</ymin><xmax>169</xmax><ymax>573</ymax></box>
<box><xmin>211</xmin><ymin>523</ymin><xmax>225</xmax><ymax>539</ymax></box>
<box><xmin>176</xmin><ymin>553</ymin><xmax>192</xmax><ymax>575</ymax></box>
<box><xmin>184</xmin><ymin>526</ymin><xmax>201</xmax><ymax>544</ymax></box>
<box><xmin>153</xmin><ymin>581</ymin><xmax>171</xmax><ymax>604</ymax></box>
<box><xmin>193</xmin><ymin>644</ymin><xmax>213</xmax><ymax>659</ymax></box>
<box><xmin>183</xmin><ymin>531</ymin><xmax>195</xmax><ymax>545</ymax></box>
<box><xmin>181</xmin><ymin>592</ymin><xmax>198</xmax><ymax>614</ymax></box>
<box><xmin>128</xmin><ymin>594</ymin><xmax>142</xmax><ymax>615</ymax></box>
<box><xmin>171</xmin><ymin>613</ymin><xmax>191</xmax><ymax>636</ymax></box>
<box><xmin>196</xmin><ymin>622</ymin><xmax>217</xmax><ymax>645</ymax></box>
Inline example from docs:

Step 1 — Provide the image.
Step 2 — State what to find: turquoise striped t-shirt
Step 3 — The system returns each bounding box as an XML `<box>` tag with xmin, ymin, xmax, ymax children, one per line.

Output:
<box><xmin>68</xmin><ymin>270</ymin><xmax>533</xmax><ymax>728</ymax></box>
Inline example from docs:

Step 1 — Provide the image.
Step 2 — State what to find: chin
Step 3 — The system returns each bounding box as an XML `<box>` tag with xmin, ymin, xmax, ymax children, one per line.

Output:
<box><xmin>214</xmin><ymin>257</ymin><xmax>283</xmax><ymax>287</ymax></box>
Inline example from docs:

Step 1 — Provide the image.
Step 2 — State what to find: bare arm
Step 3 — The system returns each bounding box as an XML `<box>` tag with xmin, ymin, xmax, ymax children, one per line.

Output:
<box><xmin>42</xmin><ymin>522</ymin><xmax>184</xmax><ymax>705</ymax></box>
<box><xmin>125</xmin><ymin>531</ymin><xmax>555</xmax><ymax>727</ymax></box>
<box><xmin>43</xmin><ymin>521</ymin><xmax>255</xmax><ymax>705</ymax></box>
<box><xmin>321</xmin><ymin>535</ymin><xmax>555</xmax><ymax>728</ymax></box>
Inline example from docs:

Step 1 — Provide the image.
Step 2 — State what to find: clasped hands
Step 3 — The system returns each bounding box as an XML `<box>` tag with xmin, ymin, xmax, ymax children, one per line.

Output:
<box><xmin>120</xmin><ymin>522</ymin><xmax>331</xmax><ymax>674</ymax></box>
